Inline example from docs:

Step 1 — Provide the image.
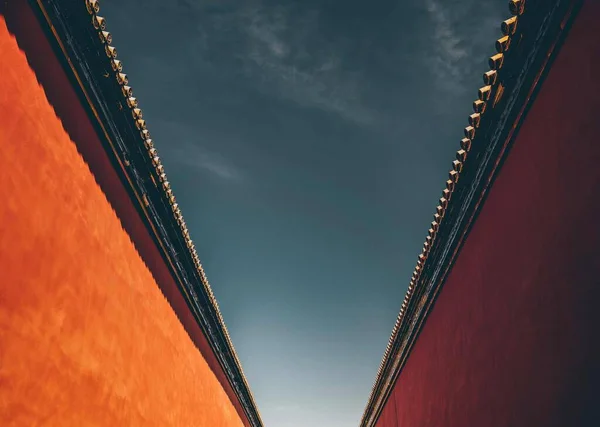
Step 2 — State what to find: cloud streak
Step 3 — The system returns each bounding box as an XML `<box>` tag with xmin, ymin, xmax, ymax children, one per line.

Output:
<box><xmin>425</xmin><ymin>0</ymin><xmax>468</xmax><ymax>80</ymax></box>
<box><xmin>238</xmin><ymin>5</ymin><xmax>376</xmax><ymax>125</ymax></box>
<box><xmin>172</xmin><ymin>143</ymin><xmax>242</xmax><ymax>181</ymax></box>
<box><xmin>422</xmin><ymin>0</ymin><xmax>505</xmax><ymax>98</ymax></box>
<box><xmin>154</xmin><ymin>119</ymin><xmax>244</xmax><ymax>182</ymax></box>
<box><xmin>165</xmin><ymin>0</ymin><xmax>378</xmax><ymax>126</ymax></box>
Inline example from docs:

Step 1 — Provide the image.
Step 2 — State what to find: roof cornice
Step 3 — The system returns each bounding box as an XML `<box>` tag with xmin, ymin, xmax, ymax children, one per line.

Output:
<box><xmin>359</xmin><ymin>1</ymin><xmax>581</xmax><ymax>425</ymax></box>
<box><xmin>28</xmin><ymin>0</ymin><xmax>263</xmax><ymax>425</ymax></box>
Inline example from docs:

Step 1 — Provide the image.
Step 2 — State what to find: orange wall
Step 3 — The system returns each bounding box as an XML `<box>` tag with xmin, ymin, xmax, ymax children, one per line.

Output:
<box><xmin>0</xmin><ymin>17</ymin><xmax>243</xmax><ymax>427</ymax></box>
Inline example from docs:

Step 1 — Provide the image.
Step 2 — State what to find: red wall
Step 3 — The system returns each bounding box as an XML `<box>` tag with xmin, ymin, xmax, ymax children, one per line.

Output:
<box><xmin>0</xmin><ymin>15</ymin><xmax>244</xmax><ymax>427</ymax></box>
<box><xmin>377</xmin><ymin>2</ymin><xmax>600</xmax><ymax>426</ymax></box>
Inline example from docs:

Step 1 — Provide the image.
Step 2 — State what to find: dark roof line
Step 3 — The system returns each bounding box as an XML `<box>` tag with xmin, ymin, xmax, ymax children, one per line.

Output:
<box><xmin>31</xmin><ymin>0</ymin><xmax>263</xmax><ymax>425</ymax></box>
<box><xmin>359</xmin><ymin>0</ymin><xmax>580</xmax><ymax>425</ymax></box>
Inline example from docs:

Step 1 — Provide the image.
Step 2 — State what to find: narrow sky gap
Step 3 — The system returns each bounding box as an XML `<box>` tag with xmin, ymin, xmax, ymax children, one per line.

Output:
<box><xmin>101</xmin><ymin>1</ymin><xmax>507</xmax><ymax>425</ymax></box>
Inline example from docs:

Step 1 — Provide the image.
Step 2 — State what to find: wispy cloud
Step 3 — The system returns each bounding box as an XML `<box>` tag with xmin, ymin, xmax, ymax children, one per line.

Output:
<box><xmin>155</xmin><ymin>119</ymin><xmax>244</xmax><ymax>182</ymax></box>
<box><xmin>245</xmin><ymin>6</ymin><xmax>290</xmax><ymax>59</ymax></box>
<box><xmin>422</xmin><ymin>0</ymin><xmax>504</xmax><ymax>97</ymax></box>
<box><xmin>238</xmin><ymin>4</ymin><xmax>376</xmax><ymax>125</ymax></box>
<box><xmin>425</xmin><ymin>0</ymin><xmax>468</xmax><ymax>80</ymax></box>
<box><xmin>172</xmin><ymin>143</ymin><xmax>242</xmax><ymax>181</ymax></box>
<box><xmin>168</xmin><ymin>0</ymin><xmax>377</xmax><ymax>126</ymax></box>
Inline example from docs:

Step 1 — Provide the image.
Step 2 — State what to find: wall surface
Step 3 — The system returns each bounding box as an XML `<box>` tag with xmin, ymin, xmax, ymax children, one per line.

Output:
<box><xmin>375</xmin><ymin>2</ymin><xmax>600</xmax><ymax>426</ymax></box>
<box><xmin>0</xmin><ymin>16</ymin><xmax>244</xmax><ymax>427</ymax></box>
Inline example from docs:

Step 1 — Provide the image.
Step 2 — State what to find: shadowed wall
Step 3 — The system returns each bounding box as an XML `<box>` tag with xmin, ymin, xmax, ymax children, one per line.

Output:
<box><xmin>0</xmin><ymin>16</ymin><xmax>243</xmax><ymax>427</ymax></box>
<box><xmin>375</xmin><ymin>2</ymin><xmax>600</xmax><ymax>426</ymax></box>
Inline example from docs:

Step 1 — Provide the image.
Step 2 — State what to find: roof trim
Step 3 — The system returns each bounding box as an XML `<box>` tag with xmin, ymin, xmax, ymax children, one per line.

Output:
<box><xmin>359</xmin><ymin>1</ymin><xmax>581</xmax><ymax>425</ymax></box>
<box><xmin>28</xmin><ymin>0</ymin><xmax>263</xmax><ymax>425</ymax></box>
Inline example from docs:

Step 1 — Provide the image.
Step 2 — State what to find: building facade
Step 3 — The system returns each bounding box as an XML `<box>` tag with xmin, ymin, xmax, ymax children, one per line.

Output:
<box><xmin>0</xmin><ymin>1</ymin><xmax>262</xmax><ymax>426</ymax></box>
<box><xmin>361</xmin><ymin>1</ymin><xmax>600</xmax><ymax>426</ymax></box>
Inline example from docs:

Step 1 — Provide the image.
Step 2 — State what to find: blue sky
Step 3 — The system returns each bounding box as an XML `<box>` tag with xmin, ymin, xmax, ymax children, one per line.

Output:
<box><xmin>102</xmin><ymin>1</ymin><xmax>507</xmax><ymax>425</ymax></box>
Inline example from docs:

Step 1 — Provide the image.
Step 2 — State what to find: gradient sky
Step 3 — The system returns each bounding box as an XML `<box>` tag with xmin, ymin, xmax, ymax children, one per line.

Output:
<box><xmin>102</xmin><ymin>1</ymin><xmax>507</xmax><ymax>425</ymax></box>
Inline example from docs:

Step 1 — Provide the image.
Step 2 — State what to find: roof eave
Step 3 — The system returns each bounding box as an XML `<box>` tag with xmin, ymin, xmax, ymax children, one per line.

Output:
<box><xmin>359</xmin><ymin>1</ymin><xmax>582</xmax><ymax>425</ymax></box>
<box><xmin>27</xmin><ymin>0</ymin><xmax>263</xmax><ymax>425</ymax></box>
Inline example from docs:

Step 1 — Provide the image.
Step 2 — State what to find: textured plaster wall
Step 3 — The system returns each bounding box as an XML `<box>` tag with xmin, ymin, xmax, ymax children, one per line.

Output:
<box><xmin>0</xmin><ymin>17</ymin><xmax>243</xmax><ymax>427</ymax></box>
<box><xmin>375</xmin><ymin>2</ymin><xmax>600</xmax><ymax>427</ymax></box>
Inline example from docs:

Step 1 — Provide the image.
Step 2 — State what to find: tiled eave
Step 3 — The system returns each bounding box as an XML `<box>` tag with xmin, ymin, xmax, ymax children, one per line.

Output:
<box><xmin>27</xmin><ymin>0</ymin><xmax>263</xmax><ymax>425</ymax></box>
<box><xmin>359</xmin><ymin>0</ymin><xmax>582</xmax><ymax>426</ymax></box>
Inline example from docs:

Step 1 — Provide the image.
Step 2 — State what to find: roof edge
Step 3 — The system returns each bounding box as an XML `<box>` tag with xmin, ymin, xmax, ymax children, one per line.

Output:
<box><xmin>28</xmin><ymin>0</ymin><xmax>263</xmax><ymax>425</ymax></box>
<box><xmin>359</xmin><ymin>1</ymin><xmax>581</xmax><ymax>425</ymax></box>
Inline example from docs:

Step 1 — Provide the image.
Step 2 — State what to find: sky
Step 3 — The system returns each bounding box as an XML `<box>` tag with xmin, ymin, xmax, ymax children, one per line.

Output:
<box><xmin>102</xmin><ymin>1</ymin><xmax>507</xmax><ymax>425</ymax></box>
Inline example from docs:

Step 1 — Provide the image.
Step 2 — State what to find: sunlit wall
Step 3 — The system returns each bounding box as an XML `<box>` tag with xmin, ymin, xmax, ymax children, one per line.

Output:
<box><xmin>0</xmin><ymin>16</ymin><xmax>243</xmax><ymax>427</ymax></box>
